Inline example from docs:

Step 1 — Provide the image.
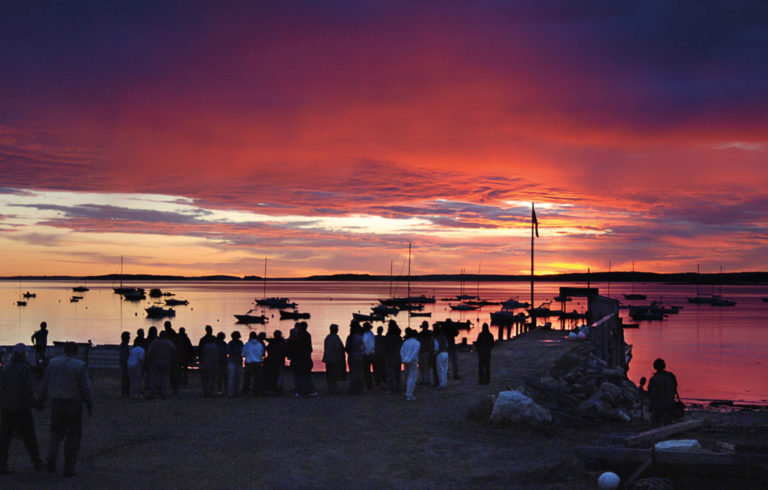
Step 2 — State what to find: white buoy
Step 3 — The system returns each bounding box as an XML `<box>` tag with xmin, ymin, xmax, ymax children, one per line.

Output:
<box><xmin>598</xmin><ymin>471</ymin><xmax>620</xmax><ymax>490</ymax></box>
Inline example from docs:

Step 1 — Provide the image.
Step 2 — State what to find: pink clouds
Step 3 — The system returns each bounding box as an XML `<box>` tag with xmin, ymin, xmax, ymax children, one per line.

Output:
<box><xmin>1</xmin><ymin>2</ymin><xmax>767</xmax><ymax>276</ymax></box>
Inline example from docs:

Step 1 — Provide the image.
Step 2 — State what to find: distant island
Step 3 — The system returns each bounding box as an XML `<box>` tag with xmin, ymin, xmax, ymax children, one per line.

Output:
<box><xmin>2</xmin><ymin>271</ymin><xmax>768</xmax><ymax>284</ymax></box>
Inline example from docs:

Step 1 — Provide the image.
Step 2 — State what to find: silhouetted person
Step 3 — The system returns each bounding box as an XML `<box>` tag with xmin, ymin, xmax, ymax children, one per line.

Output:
<box><xmin>242</xmin><ymin>331</ymin><xmax>265</xmax><ymax>396</ymax></box>
<box><xmin>434</xmin><ymin>326</ymin><xmax>449</xmax><ymax>388</ymax></box>
<box><xmin>400</xmin><ymin>328</ymin><xmax>421</xmax><ymax>401</ymax></box>
<box><xmin>39</xmin><ymin>342</ymin><xmax>93</xmax><ymax>477</ymax></box>
<box><xmin>362</xmin><ymin>323</ymin><xmax>375</xmax><ymax>390</ymax></box>
<box><xmin>146</xmin><ymin>326</ymin><xmax>158</xmax><ymax>346</ymax></box>
<box><xmin>264</xmin><ymin>330</ymin><xmax>286</xmax><ymax>395</ymax></box>
<box><xmin>144</xmin><ymin>326</ymin><xmax>158</xmax><ymax>391</ymax></box>
<box><xmin>227</xmin><ymin>331</ymin><xmax>244</xmax><ymax>397</ymax></box>
<box><xmin>176</xmin><ymin>327</ymin><xmax>194</xmax><ymax>385</ymax></box>
<box><xmin>345</xmin><ymin>321</ymin><xmax>365</xmax><ymax>395</ymax></box>
<box><xmin>163</xmin><ymin>321</ymin><xmax>182</xmax><ymax>394</ymax></box>
<box><xmin>215</xmin><ymin>332</ymin><xmax>228</xmax><ymax>395</ymax></box>
<box><xmin>198</xmin><ymin>325</ymin><xmax>215</xmax><ymax>356</ymax></box>
<box><xmin>322</xmin><ymin>324</ymin><xmax>345</xmax><ymax>394</ymax></box>
<box><xmin>418</xmin><ymin>322</ymin><xmax>436</xmax><ymax>385</ymax></box>
<box><xmin>0</xmin><ymin>344</ymin><xmax>44</xmax><ymax>474</ymax></box>
<box><xmin>126</xmin><ymin>343</ymin><xmax>145</xmax><ymax>398</ymax></box>
<box><xmin>31</xmin><ymin>322</ymin><xmax>48</xmax><ymax>367</ymax></box>
<box><xmin>476</xmin><ymin>323</ymin><xmax>495</xmax><ymax>385</ymax></box>
<box><xmin>373</xmin><ymin>325</ymin><xmax>387</xmax><ymax>386</ymax></box>
<box><xmin>146</xmin><ymin>331</ymin><xmax>176</xmax><ymax>399</ymax></box>
<box><xmin>648</xmin><ymin>358</ymin><xmax>678</xmax><ymax>426</ymax></box>
<box><xmin>118</xmin><ymin>331</ymin><xmax>131</xmax><ymax>397</ymax></box>
<box><xmin>290</xmin><ymin>322</ymin><xmax>316</xmax><ymax>396</ymax></box>
<box><xmin>133</xmin><ymin>328</ymin><xmax>147</xmax><ymax>349</ymax></box>
<box><xmin>384</xmin><ymin>321</ymin><xmax>402</xmax><ymax>394</ymax></box>
<box><xmin>443</xmin><ymin>321</ymin><xmax>460</xmax><ymax>379</ymax></box>
<box><xmin>199</xmin><ymin>336</ymin><xmax>219</xmax><ymax>398</ymax></box>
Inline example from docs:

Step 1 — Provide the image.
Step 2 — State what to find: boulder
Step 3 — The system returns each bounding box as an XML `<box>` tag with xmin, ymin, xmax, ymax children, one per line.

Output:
<box><xmin>599</xmin><ymin>382</ymin><xmax>623</xmax><ymax>402</ymax></box>
<box><xmin>490</xmin><ymin>390</ymin><xmax>552</xmax><ymax>425</ymax></box>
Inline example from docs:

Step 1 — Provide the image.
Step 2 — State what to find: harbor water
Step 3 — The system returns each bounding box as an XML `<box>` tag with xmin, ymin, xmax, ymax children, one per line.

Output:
<box><xmin>2</xmin><ymin>279</ymin><xmax>767</xmax><ymax>405</ymax></box>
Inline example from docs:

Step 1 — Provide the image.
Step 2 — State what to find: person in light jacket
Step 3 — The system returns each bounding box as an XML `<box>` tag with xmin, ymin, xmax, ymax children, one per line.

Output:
<box><xmin>400</xmin><ymin>328</ymin><xmax>421</xmax><ymax>401</ymax></box>
<box><xmin>322</xmin><ymin>324</ymin><xmax>345</xmax><ymax>394</ymax></box>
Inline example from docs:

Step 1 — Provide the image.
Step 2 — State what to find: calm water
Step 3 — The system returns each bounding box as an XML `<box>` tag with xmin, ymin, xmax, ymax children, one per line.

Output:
<box><xmin>3</xmin><ymin>279</ymin><xmax>767</xmax><ymax>404</ymax></box>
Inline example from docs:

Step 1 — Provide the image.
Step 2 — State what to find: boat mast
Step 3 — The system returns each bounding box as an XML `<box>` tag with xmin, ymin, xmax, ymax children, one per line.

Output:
<box><xmin>719</xmin><ymin>265</ymin><xmax>723</xmax><ymax>296</ymax></box>
<box><xmin>263</xmin><ymin>258</ymin><xmax>267</xmax><ymax>300</ymax></box>
<box><xmin>389</xmin><ymin>260</ymin><xmax>393</xmax><ymax>299</ymax></box>
<box><xmin>477</xmin><ymin>262</ymin><xmax>481</xmax><ymax>300</ymax></box>
<box><xmin>407</xmin><ymin>242</ymin><xmax>411</xmax><ymax>298</ymax></box>
<box><xmin>696</xmin><ymin>263</ymin><xmax>700</xmax><ymax>297</ymax></box>
<box><xmin>530</xmin><ymin>203</ymin><xmax>535</xmax><ymax>328</ymax></box>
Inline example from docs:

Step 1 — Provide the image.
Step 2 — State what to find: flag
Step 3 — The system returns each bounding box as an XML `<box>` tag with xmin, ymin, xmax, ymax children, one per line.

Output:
<box><xmin>532</xmin><ymin>203</ymin><xmax>539</xmax><ymax>238</ymax></box>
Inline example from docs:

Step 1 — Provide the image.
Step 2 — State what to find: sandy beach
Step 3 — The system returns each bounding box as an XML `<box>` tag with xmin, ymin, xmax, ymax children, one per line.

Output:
<box><xmin>3</xmin><ymin>329</ymin><xmax>766</xmax><ymax>489</ymax></box>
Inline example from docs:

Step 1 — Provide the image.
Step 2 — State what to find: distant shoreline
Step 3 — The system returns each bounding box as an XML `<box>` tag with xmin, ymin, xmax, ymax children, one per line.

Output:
<box><xmin>2</xmin><ymin>271</ymin><xmax>768</xmax><ymax>285</ymax></box>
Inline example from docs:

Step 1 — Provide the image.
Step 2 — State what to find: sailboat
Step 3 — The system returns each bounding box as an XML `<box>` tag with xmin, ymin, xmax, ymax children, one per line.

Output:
<box><xmin>254</xmin><ymin>258</ymin><xmax>296</xmax><ymax>309</ymax></box>
<box><xmin>687</xmin><ymin>264</ymin><xmax>713</xmax><ymax>304</ymax></box>
<box><xmin>710</xmin><ymin>265</ymin><xmax>736</xmax><ymax>306</ymax></box>
<box><xmin>113</xmin><ymin>256</ymin><xmax>146</xmax><ymax>299</ymax></box>
<box><xmin>623</xmin><ymin>261</ymin><xmax>646</xmax><ymax>300</ymax></box>
<box><xmin>378</xmin><ymin>242</ymin><xmax>435</xmax><ymax>307</ymax></box>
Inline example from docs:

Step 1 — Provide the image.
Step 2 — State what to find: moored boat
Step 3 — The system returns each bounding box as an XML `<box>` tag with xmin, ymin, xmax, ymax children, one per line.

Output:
<box><xmin>623</xmin><ymin>293</ymin><xmax>647</xmax><ymax>300</ymax></box>
<box><xmin>72</xmin><ymin>285</ymin><xmax>89</xmax><ymax>292</ymax></box>
<box><xmin>371</xmin><ymin>304</ymin><xmax>399</xmax><ymax>316</ymax></box>
<box><xmin>164</xmin><ymin>298</ymin><xmax>189</xmax><ymax>306</ymax></box>
<box><xmin>409</xmin><ymin>311</ymin><xmax>432</xmax><ymax>317</ymax></box>
<box><xmin>234</xmin><ymin>313</ymin><xmax>267</xmax><ymax>324</ymax></box>
<box><xmin>255</xmin><ymin>297</ymin><xmax>297</xmax><ymax>309</ymax></box>
<box><xmin>710</xmin><ymin>295</ymin><xmax>736</xmax><ymax>307</ymax></box>
<box><xmin>352</xmin><ymin>312</ymin><xmax>384</xmax><ymax>322</ymax></box>
<box><xmin>22</xmin><ymin>291</ymin><xmax>36</xmax><ymax>298</ymax></box>
<box><xmin>279</xmin><ymin>310</ymin><xmax>310</xmax><ymax>320</ymax></box>
<box><xmin>146</xmin><ymin>306</ymin><xmax>176</xmax><ymax>318</ymax></box>
<box><xmin>500</xmin><ymin>298</ymin><xmax>530</xmax><ymax>309</ymax></box>
<box><xmin>628</xmin><ymin>304</ymin><xmax>665</xmax><ymax>320</ymax></box>
<box><xmin>449</xmin><ymin>303</ymin><xmax>479</xmax><ymax>311</ymax></box>
<box><xmin>433</xmin><ymin>319</ymin><xmax>471</xmax><ymax>330</ymax></box>
<box><xmin>122</xmin><ymin>288</ymin><xmax>146</xmax><ymax>301</ymax></box>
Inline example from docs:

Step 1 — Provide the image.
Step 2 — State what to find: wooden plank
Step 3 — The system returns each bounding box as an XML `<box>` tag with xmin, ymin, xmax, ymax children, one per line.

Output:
<box><xmin>580</xmin><ymin>445</ymin><xmax>768</xmax><ymax>467</ymax></box>
<box><xmin>624</xmin><ymin>419</ymin><xmax>706</xmax><ymax>447</ymax></box>
<box><xmin>624</xmin><ymin>457</ymin><xmax>653</xmax><ymax>488</ymax></box>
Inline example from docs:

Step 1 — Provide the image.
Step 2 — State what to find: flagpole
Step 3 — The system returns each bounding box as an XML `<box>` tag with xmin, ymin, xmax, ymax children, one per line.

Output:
<box><xmin>530</xmin><ymin>203</ymin><xmax>535</xmax><ymax>330</ymax></box>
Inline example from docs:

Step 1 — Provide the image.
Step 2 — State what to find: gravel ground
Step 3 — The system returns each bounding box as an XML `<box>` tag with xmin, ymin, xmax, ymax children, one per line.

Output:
<box><xmin>2</xmin><ymin>328</ymin><xmax>764</xmax><ymax>489</ymax></box>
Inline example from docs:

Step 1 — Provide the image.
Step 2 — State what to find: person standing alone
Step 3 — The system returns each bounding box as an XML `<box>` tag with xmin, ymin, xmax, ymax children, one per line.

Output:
<box><xmin>475</xmin><ymin>323</ymin><xmax>495</xmax><ymax>385</ymax></box>
<box><xmin>31</xmin><ymin>322</ymin><xmax>48</xmax><ymax>367</ymax></box>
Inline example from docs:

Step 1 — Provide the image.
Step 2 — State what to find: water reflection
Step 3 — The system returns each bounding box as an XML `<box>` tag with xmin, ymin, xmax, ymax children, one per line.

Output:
<box><xmin>2</xmin><ymin>280</ymin><xmax>767</xmax><ymax>403</ymax></box>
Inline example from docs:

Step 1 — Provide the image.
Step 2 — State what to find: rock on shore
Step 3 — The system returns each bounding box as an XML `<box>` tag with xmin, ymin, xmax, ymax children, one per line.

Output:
<box><xmin>516</xmin><ymin>342</ymin><xmax>644</xmax><ymax>422</ymax></box>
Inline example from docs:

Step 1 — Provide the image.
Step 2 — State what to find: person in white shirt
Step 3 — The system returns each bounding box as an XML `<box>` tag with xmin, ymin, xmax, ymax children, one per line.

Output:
<box><xmin>434</xmin><ymin>326</ymin><xmax>449</xmax><ymax>388</ymax></box>
<box><xmin>362</xmin><ymin>323</ymin><xmax>376</xmax><ymax>390</ymax></box>
<box><xmin>126</xmin><ymin>345</ymin><xmax>145</xmax><ymax>399</ymax></box>
<box><xmin>399</xmin><ymin>328</ymin><xmax>421</xmax><ymax>401</ymax></box>
<box><xmin>242</xmin><ymin>332</ymin><xmax>265</xmax><ymax>395</ymax></box>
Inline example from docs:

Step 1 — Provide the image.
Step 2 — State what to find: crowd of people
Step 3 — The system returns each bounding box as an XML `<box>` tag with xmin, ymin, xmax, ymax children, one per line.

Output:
<box><xmin>116</xmin><ymin>319</ymin><xmax>498</xmax><ymax>402</ymax></box>
<box><xmin>1</xmin><ymin>317</ymin><xmax>684</xmax><ymax>478</ymax></box>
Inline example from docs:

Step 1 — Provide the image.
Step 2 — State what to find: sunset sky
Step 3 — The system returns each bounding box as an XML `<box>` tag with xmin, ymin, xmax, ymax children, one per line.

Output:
<box><xmin>1</xmin><ymin>1</ymin><xmax>767</xmax><ymax>277</ymax></box>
